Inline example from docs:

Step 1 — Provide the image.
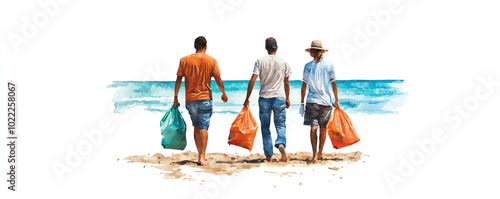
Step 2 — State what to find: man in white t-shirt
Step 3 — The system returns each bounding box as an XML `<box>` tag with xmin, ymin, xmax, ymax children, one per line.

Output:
<box><xmin>243</xmin><ymin>37</ymin><xmax>291</xmax><ymax>162</ymax></box>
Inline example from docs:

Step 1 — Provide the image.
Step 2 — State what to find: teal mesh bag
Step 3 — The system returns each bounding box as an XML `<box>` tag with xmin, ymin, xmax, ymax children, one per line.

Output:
<box><xmin>160</xmin><ymin>104</ymin><xmax>187</xmax><ymax>150</ymax></box>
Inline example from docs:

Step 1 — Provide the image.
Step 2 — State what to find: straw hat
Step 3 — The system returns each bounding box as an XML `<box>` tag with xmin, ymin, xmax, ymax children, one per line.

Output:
<box><xmin>305</xmin><ymin>40</ymin><xmax>328</xmax><ymax>52</ymax></box>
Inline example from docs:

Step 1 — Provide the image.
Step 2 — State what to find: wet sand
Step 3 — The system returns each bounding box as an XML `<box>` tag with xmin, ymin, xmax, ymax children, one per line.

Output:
<box><xmin>124</xmin><ymin>151</ymin><xmax>363</xmax><ymax>180</ymax></box>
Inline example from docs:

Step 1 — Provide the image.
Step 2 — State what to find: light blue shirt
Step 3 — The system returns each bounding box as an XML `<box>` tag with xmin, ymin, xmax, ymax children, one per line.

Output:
<box><xmin>302</xmin><ymin>60</ymin><xmax>336</xmax><ymax>106</ymax></box>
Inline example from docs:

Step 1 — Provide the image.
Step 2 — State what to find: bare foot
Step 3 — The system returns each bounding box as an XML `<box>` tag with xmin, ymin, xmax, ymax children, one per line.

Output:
<box><xmin>311</xmin><ymin>153</ymin><xmax>318</xmax><ymax>164</ymax></box>
<box><xmin>279</xmin><ymin>145</ymin><xmax>287</xmax><ymax>162</ymax></box>
<box><xmin>266</xmin><ymin>156</ymin><xmax>273</xmax><ymax>162</ymax></box>
<box><xmin>317</xmin><ymin>153</ymin><xmax>323</xmax><ymax>160</ymax></box>
<box><xmin>198</xmin><ymin>154</ymin><xmax>206</xmax><ymax>166</ymax></box>
<box><xmin>198</xmin><ymin>158</ymin><xmax>207</xmax><ymax>166</ymax></box>
<box><xmin>311</xmin><ymin>157</ymin><xmax>318</xmax><ymax>164</ymax></box>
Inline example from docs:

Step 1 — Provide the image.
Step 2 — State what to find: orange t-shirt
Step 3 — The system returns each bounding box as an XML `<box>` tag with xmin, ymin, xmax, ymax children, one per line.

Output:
<box><xmin>176</xmin><ymin>53</ymin><xmax>221</xmax><ymax>102</ymax></box>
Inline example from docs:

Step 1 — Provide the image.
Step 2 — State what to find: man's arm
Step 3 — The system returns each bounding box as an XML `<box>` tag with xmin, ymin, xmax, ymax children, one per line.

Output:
<box><xmin>243</xmin><ymin>74</ymin><xmax>258</xmax><ymax>106</ymax></box>
<box><xmin>332</xmin><ymin>81</ymin><xmax>339</xmax><ymax>108</ymax></box>
<box><xmin>214</xmin><ymin>75</ymin><xmax>228</xmax><ymax>102</ymax></box>
<box><xmin>174</xmin><ymin>76</ymin><xmax>183</xmax><ymax>107</ymax></box>
<box><xmin>284</xmin><ymin>77</ymin><xmax>290</xmax><ymax>108</ymax></box>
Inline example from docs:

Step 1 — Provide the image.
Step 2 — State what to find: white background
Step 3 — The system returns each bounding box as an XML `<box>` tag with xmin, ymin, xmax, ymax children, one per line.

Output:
<box><xmin>1</xmin><ymin>0</ymin><xmax>500</xmax><ymax>198</ymax></box>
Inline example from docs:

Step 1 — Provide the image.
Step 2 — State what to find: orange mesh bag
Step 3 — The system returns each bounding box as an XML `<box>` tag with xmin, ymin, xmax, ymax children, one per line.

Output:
<box><xmin>228</xmin><ymin>106</ymin><xmax>258</xmax><ymax>151</ymax></box>
<box><xmin>327</xmin><ymin>107</ymin><xmax>360</xmax><ymax>149</ymax></box>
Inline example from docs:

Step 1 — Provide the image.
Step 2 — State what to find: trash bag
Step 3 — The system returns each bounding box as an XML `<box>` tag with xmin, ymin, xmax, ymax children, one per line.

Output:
<box><xmin>160</xmin><ymin>104</ymin><xmax>187</xmax><ymax>150</ymax></box>
<box><xmin>326</xmin><ymin>107</ymin><xmax>360</xmax><ymax>149</ymax></box>
<box><xmin>228</xmin><ymin>106</ymin><xmax>258</xmax><ymax>151</ymax></box>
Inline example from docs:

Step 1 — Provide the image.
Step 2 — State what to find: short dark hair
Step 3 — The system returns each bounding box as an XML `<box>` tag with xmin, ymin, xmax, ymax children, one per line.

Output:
<box><xmin>194</xmin><ymin>36</ymin><xmax>207</xmax><ymax>51</ymax></box>
<box><xmin>265</xmin><ymin>37</ymin><xmax>277</xmax><ymax>53</ymax></box>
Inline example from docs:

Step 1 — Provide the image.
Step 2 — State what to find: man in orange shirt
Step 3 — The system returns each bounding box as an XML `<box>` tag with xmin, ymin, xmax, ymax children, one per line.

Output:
<box><xmin>174</xmin><ymin>36</ymin><xmax>228</xmax><ymax>165</ymax></box>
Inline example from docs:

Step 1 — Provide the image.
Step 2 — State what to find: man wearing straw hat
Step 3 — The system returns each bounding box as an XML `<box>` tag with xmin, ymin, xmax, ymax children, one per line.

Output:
<box><xmin>243</xmin><ymin>37</ymin><xmax>291</xmax><ymax>162</ymax></box>
<box><xmin>300</xmin><ymin>40</ymin><xmax>339</xmax><ymax>163</ymax></box>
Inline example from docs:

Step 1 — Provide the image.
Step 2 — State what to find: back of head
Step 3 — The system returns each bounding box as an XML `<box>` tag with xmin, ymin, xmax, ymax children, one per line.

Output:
<box><xmin>310</xmin><ymin>49</ymin><xmax>323</xmax><ymax>63</ymax></box>
<box><xmin>265</xmin><ymin>37</ymin><xmax>277</xmax><ymax>54</ymax></box>
<box><xmin>194</xmin><ymin>36</ymin><xmax>207</xmax><ymax>52</ymax></box>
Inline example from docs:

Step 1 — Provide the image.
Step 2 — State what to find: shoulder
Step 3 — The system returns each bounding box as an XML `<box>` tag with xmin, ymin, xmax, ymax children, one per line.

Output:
<box><xmin>273</xmin><ymin>55</ymin><xmax>286</xmax><ymax>61</ymax></box>
<box><xmin>257</xmin><ymin>55</ymin><xmax>271</xmax><ymax>62</ymax></box>
<box><xmin>255</xmin><ymin>56</ymin><xmax>271</xmax><ymax>67</ymax></box>
<box><xmin>203</xmin><ymin>54</ymin><xmax>217</xmax><ymax>62</ymax></box>
<box><xmin>180</xmin><ymin>54</ymin><xmax>192</xmax><ymax>62</ymax></box>
<box><xmin>275</xmin><ymin>55</ymin><xmax>290</xmax><ymax>65</ymax></box>
<box><xmin>321</xmin><ymin>60</ymin><xmax>333</xmax><ymax>66</ymax></box>
<box><xmin>320</xmin><ymin>60</ymin><xmax>334</xmax><ymax>69</ymax></box>
<box><xmin>179</xmin><ymin>55</ymin><xmax>192</xmax><ymax>66</ymax></box>
<box><xmin>203</xmin><ymin>54</ymin><xmax>215</xmax><ymax>60</ymax></box>
<box><xmin>202</xmin><ymin>54</ymin><xmax>218</xmax><ymax>66</ymax></box>
<box><xmin>304</xmin><ymin>60</ymin><xmax>315</xmax><ymax>68</ymax></box>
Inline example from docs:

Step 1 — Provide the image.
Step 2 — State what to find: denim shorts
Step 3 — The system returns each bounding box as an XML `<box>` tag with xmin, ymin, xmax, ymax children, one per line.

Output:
<box><xmin>185</xmin><ymin>100</ymin><xmax>213</xmax><ymax>130</ymax></box>
<box><xmin>304</xmin><ymin>103</ymin><xmax>332</xmax><ymax>128</ymax></box>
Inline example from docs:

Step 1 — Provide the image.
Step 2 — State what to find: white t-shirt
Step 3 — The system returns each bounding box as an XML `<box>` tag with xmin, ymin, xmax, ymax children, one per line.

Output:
<box><xmin>252</xmin><ymin>55</ymin><xmax>292</xmax><ymax>98</ymax></box>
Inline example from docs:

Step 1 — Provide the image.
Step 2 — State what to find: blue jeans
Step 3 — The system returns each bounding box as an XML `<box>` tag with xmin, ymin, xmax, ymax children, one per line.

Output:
<box><xmin>258</xmin><ymin>97</ymin><xmax>286</xmax><ymax>157</ymax></box>
<box><xmin>185</xmin><ymin>100</ymin><xmax>213</xmax><ymax>130</ymax></box>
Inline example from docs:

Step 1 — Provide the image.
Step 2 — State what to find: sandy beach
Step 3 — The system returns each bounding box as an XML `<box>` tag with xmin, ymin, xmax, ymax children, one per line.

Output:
<box><xmin>115</xmin><ymin>105</ymin><xmax>371</xmax><ymax>183</ymax></box>
<box><xmin>124</xmin><ymin>150</ymin><xmax>364</xmax><ymax>180</ymax></box>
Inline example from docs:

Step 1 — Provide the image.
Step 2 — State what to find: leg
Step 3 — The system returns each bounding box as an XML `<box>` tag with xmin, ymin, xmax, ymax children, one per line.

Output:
<box><xmin>317</xmin><ymin>105</ymin><xmax>332</xmax><ymax>160</ymax></box>
<box><xmin>198</xmin><ymin>128</ymin><xmax>208</xmax><ymax>165</ymax></box>
<box><xmin>196</xmin><ymin>100</ymin><xmax>213</xmax><ymax>165</ymax></box>
<box><xmin>310</xmin><ymin>126</ymin><xmax>319</xmax><ymax>163</ymax></box>
<box><xmin>305</xmin><ymin>103</ymin><xmax>321</xmax><ymax>163</ymax></box>
<box><xmin>259</xmin><ymin>97</ymin><xmax>273</xmax><ymax>161</ymax></box>
<box><xmin>278</xmin><ymin>145</ymin><xmax>287</xmax><ymax>162</ymax></box>
<box><xmin>273</xmin><ymin>97</ymin><xmax>287</xmax><ymax>162</ymax></box>
<box><xmin>186</xmin><ymin>101</ymin><xmax>204</xmax><ymax>164</ymax></box>
<box><xmin>318</xmin><ymin>127</ymin><xmax>327</xmax><ymax>160</ymax></box>
<box><xmin>193</xmin><ymin>127</ymin><xmax>203</xmax><ymax>165</ymax></box>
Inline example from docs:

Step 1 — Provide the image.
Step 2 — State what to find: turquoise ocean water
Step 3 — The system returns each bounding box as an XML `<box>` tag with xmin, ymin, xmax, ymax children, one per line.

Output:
<box><xmin>108</xmin><ymin>80</ymin><xmax>407</xmax><ymax>114</ymax></box>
